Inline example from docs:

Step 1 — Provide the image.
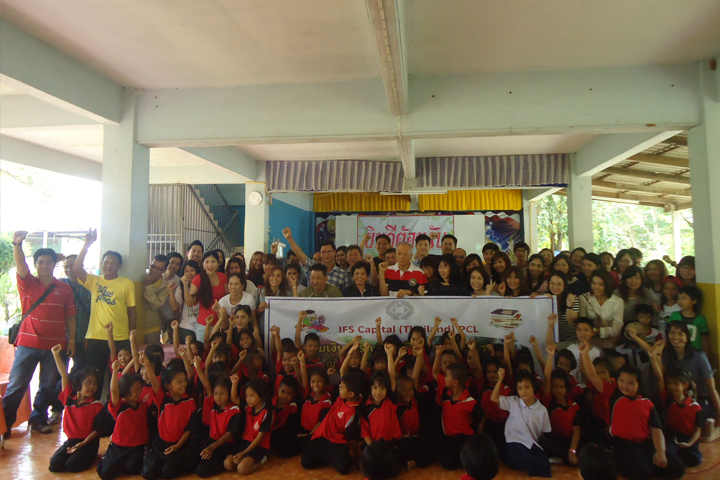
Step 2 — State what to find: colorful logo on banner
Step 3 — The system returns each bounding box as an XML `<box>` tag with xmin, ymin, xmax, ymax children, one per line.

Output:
<box><xmin>299</xmin><ymin>310</ymin><xmax>329</xmax><ymax>333</ymax></box>
<box><xmin>357</xmin><ymin>215</ymin><xmax>454</xmax><ymax>256</ymax></box>
<box><xmin>484</xmin><ymin>211</ymin><xmax>522</xmax><ymax>254</ymax></box>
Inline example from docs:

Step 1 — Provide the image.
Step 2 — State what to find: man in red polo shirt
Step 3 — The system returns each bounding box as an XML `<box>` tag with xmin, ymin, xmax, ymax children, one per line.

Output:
<box><xmin>3</xmin><ymin>230</ymin><xmax>76</xmax><ymax>436</ymax></box>
<box><xmin>379</xmin><ymin>242</ymin><xmax>427</xmax><ymax>297</ymax></box>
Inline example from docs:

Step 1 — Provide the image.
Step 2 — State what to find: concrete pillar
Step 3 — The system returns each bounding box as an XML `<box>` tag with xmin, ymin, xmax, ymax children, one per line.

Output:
<box><xmin>244</xmin><ymin>182</ymin><xmax>269</xmax><ymax>257</ymax></box>
<box><xmin>522</xmin><ymin>198</ymin><xmax>539</xmax><ymax>253</ymax></box>
<box><xmin>567</xmin><ymin>154</ymin><xmax>594</xmax><ymax>251</ymax></box>
<box><xmin>672</xmin><ymin>210</ymin><xmax>682</xmax><ymax>261</ymax></box>
<box><xmin>688</xmin><ymin>58</ymin><xmax>720</xmax><ymax>368</ymax></box>
<box><xmin>101</xmin><ymin>89</ymin><xmax>149</xmax><ymax>282</ymax></box>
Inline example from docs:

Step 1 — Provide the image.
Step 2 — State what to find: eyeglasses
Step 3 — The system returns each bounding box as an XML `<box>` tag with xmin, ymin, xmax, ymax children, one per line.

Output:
<box><xmin>149</xmin><ymin>264</ymin><xmax>165</xmax><ymax>271</ymax></box>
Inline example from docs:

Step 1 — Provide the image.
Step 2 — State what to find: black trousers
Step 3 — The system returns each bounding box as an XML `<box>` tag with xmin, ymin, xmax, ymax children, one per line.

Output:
<box><xmin>396</xmin><ymin>435</ymin><xmax>435</xmax><ymax>468</ymax></box>
<box><xmin>483</xmin><ymin>419</ymin><xmax>507</xmax><ymax>456</ymax></box>
<box><xmin>439</xmin><ymin>434</ymin><xmax>471</xmax><ymax>470</ymax></box>
<box><xmin>538</xmin><ymin>434</ymin><xmax>575</xmax><ymax>465</ymax></box>
<box><xmin>96</xmin><ymin>443</ymin><xmax>146</xmax><ymax>480</ymax></box>
<box><xmin>271</xmin><ymin>423</ymin><xmax>303</xmax><ymax>458</ymax></box>
<box><xmin>610</xmin><ymin>437</ymin><xmax>685</xmax><ymax>480</ymax></box>
<box><xmin>301</xmin><ymin>437</ymin><xmax>353</xmax><ymax>475</ymax></box>
<box><xmin>664</xmin><ymin>430</ymin><xmax>702</xmax><ymax>467</ymax></box>
<box><xmin>182</xmin><ymin>437</ymin><xmax>233</xmax><ymax>478</ymax></box>
<box><xmin>142</xmin><ymin>436</ymin><xmax>191</xmax><ymax>480</ymax></box>
<box><xmin>504</xmin><ymin>442</ymin><xmax>552</xmax><ymax>478</ymax></box>
<box><xmin>49</xmin><ymin>437</ymin><xmax>101</xmax><ymax>473</ymax></box>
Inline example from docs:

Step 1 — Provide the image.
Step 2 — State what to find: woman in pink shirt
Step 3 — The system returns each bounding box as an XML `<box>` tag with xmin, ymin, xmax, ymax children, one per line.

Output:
<box><xmin>189</xmin><ymin>251</ymin><xmax>228</xmax><ymax>341</ymax></box>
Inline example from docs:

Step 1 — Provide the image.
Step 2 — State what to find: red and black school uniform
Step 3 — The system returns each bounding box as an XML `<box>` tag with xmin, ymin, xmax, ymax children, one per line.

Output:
<box><xmin>481</xmin><ymin>383</ymin><xmax>511</xmax><ymax>453</ymax></box>
<box><xmin>231</xmin><ymin>402</ymin><xmax>273</xmax><ymax>464</ymax></box>
<box><xmin>537</xmin><ymin>393</ymin><xmax>582</xmax><ymax>465</ymax></box>
<box><xmin>301</xmin><ymin>396</ymin><xmax>362</xmax><ymax>475</ymax></box>
<box><xmin>97</xmin><ymin>396</ymin><xmax>154</xmax><ymax>480</ymax></box>
<box><xmin>608</xmin><ymin>389</ymin><xmax>685</xmax><ymax>480</ymax></box>
<box><xmin>141</xmin><ymin>390</ymin><xmax>200</xmax><ymax>480</ymax></box>
<box><xmin>395</xmin><ymin>394</ymin><xmax>436</xmax><ymax>468</ymax></box>
<box><xmin>49</xmin><ymin>384</ymin><xmax>108</xmax><ymax>473</ymax></box>
<box><xmin>439</xmin><ymin>386</ymin><xmax>484</xmax><ymax>470</ymax></box>
<box><xmin>583</xmin><ymin>378</ymin><xmax>615</xmax><ymax>446</ymax></box>
<box><xmin>270</xmin><ymin>396</ymin><xmax>302</xmax><ymax>457</ymax></box>
<box><xmin>660</xmin><ymin>390</ymin><xmax>704</xmax><ymax>467</ymax></box>
<box><xmin>184</xmin><ymin>397</ymin><xmax>242</xmax><ymax>478</ymax></box>
<box><xmin>299</xmin><ymin>387</ymin><xmax>332</xmax><ymax>438</ymax></box>
<box><xmin>273</xmin><ymin>356</ymin><xmax>297</xmax><ymax>395</ymax></box>
<box><xmin>361</xmin><ymin>395</ymin><xmax>402</xmax><ymax>442</ymax></box>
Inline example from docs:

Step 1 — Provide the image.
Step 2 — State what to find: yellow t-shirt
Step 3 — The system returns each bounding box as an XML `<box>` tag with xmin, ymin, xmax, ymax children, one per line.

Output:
<box><xmin>80</xmin><ymin>273</ymin><xmax>137</xmax><ymax>341</ymax></box>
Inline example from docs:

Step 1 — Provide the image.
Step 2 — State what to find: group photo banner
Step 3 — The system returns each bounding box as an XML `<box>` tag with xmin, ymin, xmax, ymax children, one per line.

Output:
<box><xmin>266</xmin><ymin>296</ymin><xmax>556</xmax><ymax>373</ymax></box>
<box><xmin>357</xmin><ymin>214</ymin><xmax>454</xmax><ymax>256</ymax></box>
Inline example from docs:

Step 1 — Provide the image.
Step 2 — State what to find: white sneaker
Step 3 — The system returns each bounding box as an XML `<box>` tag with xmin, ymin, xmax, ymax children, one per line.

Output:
<box><xmin>549</xmin><ymin>457</ymin><xmax>564</xmax><ymax>464</ymax></box>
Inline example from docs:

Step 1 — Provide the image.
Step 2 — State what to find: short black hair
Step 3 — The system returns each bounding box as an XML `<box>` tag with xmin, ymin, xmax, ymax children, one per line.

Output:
<box><xmin>583</xmin><ymin>252</ymin><xmax>602</xmax><ymax>267</ymax></box>
<box><xmin>319</xmin><ymin>240</ymin><xmax>336</xmax><ymax>251</ymax></box>
<box><xmin>551</xmin><ymin>368</ymin><xmax>572</xmax><ymax>392</ymax></box>
<box><xmin>243</xmin><ymin>348</ymin><xmax>263</xmax><ymax>366</ymax></box>
<box><xmin>167</xmin><ymin>252</ymin><xmax>184</xmax><ymax>263</ymax></box>
<box><xmin>307</xmin><ymin>367</ymin><xmax>329</xmax><ymax>384</ymax></box>
<box><xmin>118</xmin><ymin>373</ymin><xmax>143</xmax><ymax>398</ymax></box>
<box><xmin>71</xmin><ymin>367</ymin><xmax>100</xmax><ymax>394</ymax></box>
<box><xmin>513</xmin><ymin>241</ymin><xmax>530</xmax><ymax>253</ymax></box>
<box><xmin>63</xmin><ymin>254</ymin><xmax>78</xmax><ymax>261</ymax></box>
<box><xmin>375</xmin><ymin>234</ymin><xmax>391</xmax><ymax>244</ymax></box>
<box><xmin>33</xmin><ymin>248</ymin><xmax>57</xmax><ymax>264</ymax></box>
<box><xmin>446</xmin><ymin>363</ymin><xmax>468</xmax><ymax>386</ymax></box>
<box><xmin>347</xmin><ymin>244</ymin><xmax>362</xmax><ymax>255</ymax></box>
<box><xmin>514</xmin><ymin>369</ymin><xmax>540</xmax><ymax>394</ymax></box>
<box><xmin>308</xmin><ymin>263</ymin><xmax>328</xmax><ymax>275</ymax></box>
<box><xmin>140</xmin><ymin>355</ymin><xmax>163</xmax><ymax>379</ymax></box>
<box><xmin>575</xmin><ymin>316</ymin><xmax>594</xmax><ymax>331</ymax></box>
<box><xmin>286</xmin><ymin>249</ymin><xmax>296</xmax><ymax>259</ymax></box>
<box><xmin>144</xmin><ymin>343</ymin><xmax>165</xmax><ymax>361</ymax></box>
<box><xmin>245</xmin><ymin>378</ymin><xmax>270</xmax><ymax>402</ymax></box>
<box><xmin>212</xmin><ymin>377</ymin><xmax>232</xmax><ymax>394</ymax></box>
<box><xmin>161</xmin><ymin>366</ymin><xmax>186</xmax><ymax>392</ymax></box>
<box><xmin>415</xmin><ymin>234</ymin><xmax>431</xmax><ymax>245</ymax></box>
<box><xmin>482</xmin><ymin>243</ymin><xmax>499</xmax><ymax>253</ymax></box>
<box><xmin>460</xmin><ymin>433</ymin><xmax>500</xmax><ymax>480</ymax></box>
<box><xmin>385</xmin><ymin>247</ymin><xmax>396</xmax><ymax>254</ymax></box>
<box><xmin>152</xmin><ymin>254</ymin><xmax>169</xmax><ymax>268</ymax></box>
<box><xmin>678</xmin><ymin>285</ymin><xmax>702</xmax><ymax>312</ymax></box>
<box><xmin>342</xmin><ymin>372</ymin><xmax>365</xmax><ymax>398</ymax></box>
<box><xmin>232</xmin><ymin>303</ymin><xmax>252</xmax><ymax>318</ymax></box>
<box><xmin>187</xmin><ymin>240</ymin><xmax>204</xmax><ymax>252</ymax></box>
<box><xmin>441</xmin><ymin>234</ymin><xmax>457</xmax><ymax>246</ymax></box>
<box><xmin>304</xmin><ymin>332</ymin><xmax>320</xmax><ymax>344</ymax></box>
<box><xmin>102</xmin><ymin>250</ymin><xmax>123</xmax><ymax>264</ymax></box>
<box><xmin>557</xmin><ymin>348</ymin><xmax>577</xmax><ymax>370</ymax></box>
<box><xmin>279</xmin><ymin>375</ymin><xmax>300</xmax><ymax>394</ymax></box>
<box><xmin>351</xmin><ymin>261</ymin><xmax>371</xmax><ymax>276</ymax></box>
<box><xmin>370</xmin><ymin>370</ymin><xmax>391</xmax><ymax>389</ymax></box>
<box><xmin>634</xmin><ymin>303</ymin><xmax>654</xmax><ymax>317</ymax></box>
<box><xmin>360</xmin><ymin>439</ymin><xmax>400</xmax><ymax>480</ymax></box>
<box><xmin>578</xmin><ymin>444</ymin><xmax>617</xmax><ymax>480</ymax></box>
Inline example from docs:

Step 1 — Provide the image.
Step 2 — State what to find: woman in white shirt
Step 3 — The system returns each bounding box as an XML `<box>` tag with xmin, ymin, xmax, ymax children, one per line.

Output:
<box><xmin>579</xmin><ymin>269</ymin><xmax>623</xmax><ymax>350</ymax></box>
<box><xmin>167</xmin><ymin>260</ymin><xmax>201</xmax><ymax>341</ymax></box>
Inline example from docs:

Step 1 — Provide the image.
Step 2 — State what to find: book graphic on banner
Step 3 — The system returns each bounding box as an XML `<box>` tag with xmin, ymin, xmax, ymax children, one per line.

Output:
<box><xmin>489</xmin><ymin>308</ymin><xmax>523</xmax><ymax>331</ymax></box>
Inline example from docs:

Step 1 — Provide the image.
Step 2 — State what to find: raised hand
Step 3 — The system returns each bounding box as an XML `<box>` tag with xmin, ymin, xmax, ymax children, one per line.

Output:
<box><xmin>290</xmin><ymin>357</ymin><xmax>299</xmax><ymax>366</ymax></box>
<box><xmin>363</xmin><ymin>341</ymin><xmax>371</xmax><ymax>352</ymax></box>
<box><xmin>378</xmin><ymin>262</ymin><xmax>388</xmax><ymax>274</ymax></box>
<box><xmin>435</xmin><ymin>344</ymin><xmax>444</xmax><ymax>354</ymax></box>
<box><xmin>84</xmin><ymin>229</ymin><xmax>97</xmax><ymax>245</ymax></box>
<box><xmin>498</xmin><ymin>282</ymin><xmax>507</xmax><ymax>296</ymax></box>
<box><xmin>210</xmin><ymin>339</ymin><xmax>220</xmax><ymax>349</ymax></box>
<box><xmin>429</xmin><ymin>232</ymin><xmax>439</xmax><ymax>240</ymax></box>
<box><xmin>271</xmin><ymin>239</ymin><xmax>279</xmax><ymax>255</ymax></box>
<box><xmin>450</xmin><ymin>317</ymin><xmax>459</xmax><ymax>327</ymax></box>
<box><xmin>282</xmin><ymin>227</ymin><xmax>292</xmax><ymax>239</ymax></box>
<box><xmin>51</xmin><ymin>344</ymin><xmax>63</xmax><ymax>355</ymax></box>
<box><xmin>297</xmin><ymin>350</ymin><xmax>306</xmax><ymax>362</ymax></box>
<box><xmin>270</xmin><ymin>325</ymin><xmax>279</xmax><ymax>335</ymax></box>
<box><xmin>434</xmin><ymin>316</ymin><xmax>442</xmax><ymax>327</ymax></box>
<box><xmin>384</xmin><ymin>343</ymin><xmax>394</xmax><ymax>354</ymax></box>
<box><xmin>497</xmin><ymin>368</ymin><xmax>506</xmax><ymax>382</ymax></box>
<box><xmin>171</xmin><ymin>320</ymin><xmax>179</xmax><ymax>331</ymax></box>
<box><xmin>185</xmin><ymin>335</ymin><xmax>192</xmax><ymax>345</ymax></box>
<box><xmin>362</xmin><ymin>232</ymin><xmax>371</xmax><ymax>246</ymax></box>
<box><xmin>230</xmin><ymin>374</ymin><xmax>240</xmax><ymax>384</ymax></box>
<box><xmin>546</xmin><ymin>344</ymin><xmax>557</xmax><ymax>355</ymax></box>
<box><xmin>467</xmin><ymin>339</ymin><xmax>477</xmax><ymax>350</ymax></box>
<box><xmin>327</xmin><ymin>367</ymin><xmax>336</xmax><ymax>376</ymax></box>
<box><xmin>193</xmin><ymin>356</ymin><xmax>202</xmax><ymax>369</ymax></box>
<box><xmin>104</xmin><ymin>322</ymin><xmax>114</xmax><ymax>335</ymax></box>
<box><xmin>238</xmin><ymin>349</ymin><xmax>247</xmax><ymax>362</ymax></box>
<box><xmin>548</xmin><ymin>313</ymin><xmax>558</xmax><ymax>326</ymax></box>
<box><xmin>349</xmin><ymin>341</ymin><xmax>360</xmax><ymax>353</ymax></box>
<box><xmin>484</xmin><ymin>344</ymin><xmax>495</xmax><ymax>356</ymax></box>
<box><xmin>529</xmin><ymin>335</ymin><xmax>538</xmax><ymax>347</ymax></box>
<box><xmin>566</xmin><ymin>293</ymin><xmax>576</xmax><ymax>308</ymax></box>
<box><xmin>364</xmin><ymin>254</ymin><xmax>373</xmax><ymax>264</ymax></box>
<box><xmin>448</xmin><ymin>327</ymin><xmax>456</xmax><ymax>340</ymax></box>
<box><xmin>168</xmin><ymin>281</ymin><xmax>178</xmax><ymax>292</ymax></box>
<box><xmin>375</xmin><ymin>317</ymin><xmax>382</xmax><ymax>329</ymax></box>
<box><xmin>13</xmin><ymin>231</ymin><xmax>28</xmax><ymax>244</ymax></box>
<box><xmin>211</xmin><ymin>300</ymin><xmax>222</xmax><ymax>314</ymax></box>
<box><xmin>578</xmin><ymin>341</ymin><xmax>589</xmax><ymax>354</ymax></box>
<box><xmin>397</xmin><ymin>346</ymin><xmax>408</xmax><ymax>358</ymax></box>
<box><xmin>111</xmin><ymin>359</ymin><xmax>120</xmax><ymax>372</ymax></box>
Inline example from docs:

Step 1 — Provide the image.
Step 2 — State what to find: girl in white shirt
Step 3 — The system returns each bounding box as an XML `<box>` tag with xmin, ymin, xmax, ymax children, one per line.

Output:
<box><xmin>579</xmin><ymin>270</ymin><xmax>623</xmax><ymax>350</ymax></box>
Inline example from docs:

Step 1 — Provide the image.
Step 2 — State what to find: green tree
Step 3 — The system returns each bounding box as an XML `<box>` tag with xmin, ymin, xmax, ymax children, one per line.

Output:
<box><xmin>537</xmin><ymin>195</ymin><xmax>568</xmax><ymax>251</ymax></box>
<box><xmin>0</xmin><ymin>236</ymin><xmax>20</xmax><ymax>324</ymax></box>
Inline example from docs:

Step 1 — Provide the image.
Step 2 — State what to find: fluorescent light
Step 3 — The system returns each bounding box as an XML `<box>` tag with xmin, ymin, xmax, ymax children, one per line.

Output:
<box><xmin>592</xmin><ymin>196</ymin><xmax>639</xmax><ymax>205</ymax></box>
<box><xmin>380</xmin><ymin>190</ymin><xmax>448</xmax><ymax>195</ymax></box>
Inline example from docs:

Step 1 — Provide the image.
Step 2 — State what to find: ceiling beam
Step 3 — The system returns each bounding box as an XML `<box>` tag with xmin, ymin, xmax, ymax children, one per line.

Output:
<box><xmin>0</xmin><ymin>19</ymin><xmax>122</xmax><ymax>124</ymax></box>
<box><xmin>523</xmin><ymin>187</ymin><xmax>562</xmax><ymax>202</ymax></box>
<box><xmin>664</xmin><ymin>202</ymin><xmax>693</xmax><ymax>213</ymax></box>
<box><xmin>136</xmin><ymin>64</ymin><xmax>700</xmax><ymax>147</ymax></box>
<box><xmin>0</xmin><ymin>134</ymin><xmax>101</xmax><ymax>181</ymax></box>
<box><xmin>0</xmin><ymin>94</ymin><xmax>98</xmax><ymax>129</ymax></box>
<box><xmin>179</xmin><ymin>147</ymin><xmax>260</xmax><ymax>181</ymax></box>
<box><xmin>365</xmin><ymin>0</ymin><xmax>408</xmax><ymax>116</ymax></box>
<box><xmin>398</xmin><ymin>138</ymin><xmax>415</xmax><ymax>178</ymax></box>
<box><xmin>662</xmin><ymin>136</ymin><xmax>688</xmax><ymax>146</ymax></box>
<box><xmin>592</xmin><ymin>180</ymin><xmax>691</xmax><ymax>197</ymax></box>
<box><xmin>556</xmin><ymin>189</ymin><xmax>677</xmax><ymax>208</ymax></box>
<box><xmin>627</xmin><ymin>153</ymin><xmax>689</xmax><ymax>168</ymax></box>
<box><xmin>574</xmin><ymin>131</ymin><xmax>681</xmax><ymax>176</ymax></box>
<box><xmin>149</xmin><ymin>165</ymin><xmax>251</xmax><ymax>185</ymax></box>
<box><xmin>602</xmin><ymin>167</ymin><xmax>691</xmax><ymax>185</ymax></box>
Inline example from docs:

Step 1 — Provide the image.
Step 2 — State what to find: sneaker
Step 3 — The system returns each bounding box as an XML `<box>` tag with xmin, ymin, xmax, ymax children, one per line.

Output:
<box><xmin>48</xmin><ymin>411</ymin><xmax>63</xmax><ymax>425</ymax></box>
<box><xmin>549</xmin><ymin>457</ymin><xmax>564</xmax><ymax>464</ymax></box>
<box><xmin>30</xmin><ymin>422</ymin><xmax>53</xmax><ymax>434</ymax></box>
<box><xmin>259</xmin><ymin>456</ymin><xmax>268</xmax><ymax>467</ymax></box>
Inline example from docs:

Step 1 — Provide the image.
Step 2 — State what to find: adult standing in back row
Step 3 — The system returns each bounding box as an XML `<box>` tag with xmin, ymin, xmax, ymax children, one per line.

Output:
<box><xmin>3</xmin><ymin>231</ymin><xmax>77</xmax><ymax>436</ymax></box>
<box><xmin>283</xmin><ymin>227</ymin><xmax>349</xmax><ymax>291</ymax></box>
<box><xmin>72</xmin><ymin>230</ymin><xmax>137</xmax><ymax>397</ymax></box>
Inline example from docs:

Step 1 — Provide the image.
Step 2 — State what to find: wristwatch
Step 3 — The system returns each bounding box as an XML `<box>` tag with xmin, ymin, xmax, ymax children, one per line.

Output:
<box><xmin>12</xmin><ymin>241</ymin><xmax>21</xmax><ymax>246</ymax></box>
<box><xmin>569</xmin><ymin>449</ymin><xmax>577</xmax><ymax>455</ymax></box>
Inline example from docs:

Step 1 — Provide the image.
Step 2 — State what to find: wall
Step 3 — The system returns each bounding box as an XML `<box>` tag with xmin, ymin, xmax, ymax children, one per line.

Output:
<box><xmin>269</xmin><ymin>193</ymin><xmax>314</xmax><ymax>256</ymax></box>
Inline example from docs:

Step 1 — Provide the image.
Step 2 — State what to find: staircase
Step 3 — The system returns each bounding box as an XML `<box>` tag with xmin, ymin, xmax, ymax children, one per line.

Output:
<box><xmin>147</xmin><ymin>184</ymin><xmax>240</xmax><ymax>262</ymax></box>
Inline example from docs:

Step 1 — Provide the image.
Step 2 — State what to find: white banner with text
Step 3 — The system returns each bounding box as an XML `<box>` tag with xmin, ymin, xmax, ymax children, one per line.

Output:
<box><xmin>266</xmin><ymin>296</ymin><xmax>556</xmax><ymax>371</ymax></box>
<box><xmin>356</xmin><ymin>214</ymin><xmax>454</xmax><ymax>256</ymax></box>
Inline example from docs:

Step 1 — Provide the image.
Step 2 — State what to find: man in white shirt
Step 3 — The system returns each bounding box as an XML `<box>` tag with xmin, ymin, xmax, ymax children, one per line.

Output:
<box><xmin>379</xmin><ymin>242</ymin><xmax>428</xmax><ymax>297</ymax></box>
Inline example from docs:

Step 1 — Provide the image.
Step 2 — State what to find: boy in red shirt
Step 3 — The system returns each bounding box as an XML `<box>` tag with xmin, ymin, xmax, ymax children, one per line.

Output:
<box><xmin>270</xmin><ymin>376</ymin><xmax>302</xmax><ymax>457</ymax></box>
<box><xmin>301</xmin><ymin>372</ymin><xmax>365</xmax><ymax>475</ymax></box>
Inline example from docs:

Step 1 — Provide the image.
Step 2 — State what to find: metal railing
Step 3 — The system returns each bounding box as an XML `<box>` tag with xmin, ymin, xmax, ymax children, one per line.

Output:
<box><xmin>147</xmin><ymin>184</ymin><xmax>240</xmax><ymax>263</ymax></box>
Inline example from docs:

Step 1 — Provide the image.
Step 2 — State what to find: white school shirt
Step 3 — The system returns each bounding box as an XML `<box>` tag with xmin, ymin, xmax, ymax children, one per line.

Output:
<box><xmin>558</xmin><ymin>341</ymin><xmax>602</xmax><ymax>386</ymax></box>
<box><xmin>499</xmin><ymin>396</ymin><xmax>551</xmax><ymax>449</ymax></box>
<box><xmin>579</xmin><ymin>294</ymin><xmax>624</xmax><ymax>349</ymax></box>
<box><xmin>218</xmin><ymin>291</ymin><xmax>257</xmax><ymax>318</ymax></box>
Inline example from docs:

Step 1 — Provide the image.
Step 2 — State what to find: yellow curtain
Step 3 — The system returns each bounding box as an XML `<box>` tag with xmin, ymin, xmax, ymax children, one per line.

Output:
<box><xmin>418</xmin><ymin>189</ymin><xmax>522</xmax><ymax>211</ymax></box>
<box><xmin>313</xmin><ymin>193</ymin><xmax>411</xmax><ymax>212</ymax></box>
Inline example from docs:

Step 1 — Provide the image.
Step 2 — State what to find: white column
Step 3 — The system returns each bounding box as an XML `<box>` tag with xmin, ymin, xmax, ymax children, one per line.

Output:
<box><xmin>567</xmin><ymin>154</ymin><xmax>594</xmax><ymax>251</ymax></box>
<box><xmin>529</xmin><ymin>202</ymin><xmax>539</xmax><ymax>253</ymax></box>
<box><xmin>672</xmin><ymin>210</ymin><xmax>682</xmax><ymax>261</ymax></box>
<box><xmin>101</xmin><ymin>89</ymin><xmax>150</xmax><ymax>281</ymax></box>
<box><xmin>244</xmin><ymin>182</ymin><xmax>269</xmax><ymax>256</ymax></box>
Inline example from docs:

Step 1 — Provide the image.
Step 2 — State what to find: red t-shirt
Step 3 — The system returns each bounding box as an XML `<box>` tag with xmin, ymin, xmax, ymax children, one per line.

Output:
<box><xmin>590</xmin><ymin>379</ymin><xmax>616</xmax><ymax>426</ymax></box>
<box><xmin>271</xmin><ymin>397</ymin><xmax>298</xmax><ymax>431</ymax></box>
<box><xmin>203</xmin><ymin>396</ymin><xmax>242</xmax><ymax>441</ymax></box>
<box><xmin>397</xmin><ymin>399</ymin><xmax>420</xmax><ymax>437</ymax></box>
<box><xmin>16</xmin><ymin>274</ymin><xmax>76</xmax><ymax>350</ymax></box>
<box><xmin>59</xmin><ymin>384</ymin><xmax>104</xmax><ymax>440</ymax></box>
<box><xmin>242</xmin><ymin>403</ymin><xmax>273</xmax><ymax>450</ymax></box>
<box><xmin>441</xmin><ymin>388</ymin><xmax>483</xmax><ymax>436</ymax></box>
<box><xmin>108</xmin><ymin>397</ymin><xmax>150</xmax><ymax>447</ymax></box>
<box><xmin>301</xmin><ymin>388</ymin><xmax>332</xmax><ymax>432</ymax></box>
<box><xmin>609</xmin><ymin>392</ymin><xmax>661</xmax><ymax>442</ymax></box>
<box><xmin>660</xmin><ymin>390</ymin><xmax>703</xmax><ymax>436</ymax></box>
<box><xmin>481</xmin><ymin>384</ymin><xmax>510</xmax><ymax>422</ymax></box>
<box><xmin>361</xmin><ymin>397</ymin><xmax>401</xmax><ymax>441</ymax></box>
<box><xmin>154</xmin><ymin>389</ymin><xmax>199</xmax><ymax>443</ymax></box>
<box><xmin>192</xmin><ymin>272</ymin><xmax>227</xmax><ymax>326</ymax></box>
<box><xmin>542</xmin><ymin>393</ymin><xmax>580</xmax><ymax>438</ymax></box>
<box><xmin>312</xmin><ymin>397</ymin><xmax>361</xmax><ymax>444</ymax></box>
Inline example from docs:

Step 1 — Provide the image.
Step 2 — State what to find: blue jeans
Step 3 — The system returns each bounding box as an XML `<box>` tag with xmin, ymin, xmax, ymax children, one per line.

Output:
<box><xmin>194</xmin><ymin>323</ymin><xmax>206</xmax><ymax>343</ymax></box>
<box><xmin>2</xmin><ymin>345</ymin><xmax>59</xmax><ymax>427</ymax></box>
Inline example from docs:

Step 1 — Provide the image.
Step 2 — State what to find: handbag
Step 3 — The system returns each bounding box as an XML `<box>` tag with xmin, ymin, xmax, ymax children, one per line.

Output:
<box><xmin>8</xmin><ymin>284</ymin><xmax>57</xmax><ymax>346</ymax></box>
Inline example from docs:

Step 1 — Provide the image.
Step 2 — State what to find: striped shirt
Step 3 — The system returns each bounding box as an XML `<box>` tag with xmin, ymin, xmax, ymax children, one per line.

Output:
<box><xmin>60</xmin><ymin>278</ymin><xmax>91</xmax><ymax>342</ymax></box>
<box><xmin>304</xmin><ymin>259</ymin><xmax>349</xmax><ymax>291</ymax></box>
<box><xmin>16</xmin><ymin>273</ymin><xmax>76</xmax><ymax>350</ymax></box>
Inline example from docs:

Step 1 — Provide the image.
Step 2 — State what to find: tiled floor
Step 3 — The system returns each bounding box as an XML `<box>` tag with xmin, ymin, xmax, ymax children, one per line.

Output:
<box><xmin>2</xmin><ymin>424</ymin><xmax>720</xmax><ymax>479</ymax></box>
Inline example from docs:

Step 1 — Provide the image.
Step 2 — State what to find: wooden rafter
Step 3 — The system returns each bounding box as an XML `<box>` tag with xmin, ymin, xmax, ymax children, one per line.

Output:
<box><xmin>626</xmin><ymin>153</ymin><xmax>689</xmax><ymax>168</ymax></box>
<box><xmin>592</xmin><ymin>180</ymin><xmax>691</xmax><ymax>197</ymax></box>
<box><xmin>602</xmin><ymin>167</ymin><xmax>690</xmax><ymax>185</ymax></box>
